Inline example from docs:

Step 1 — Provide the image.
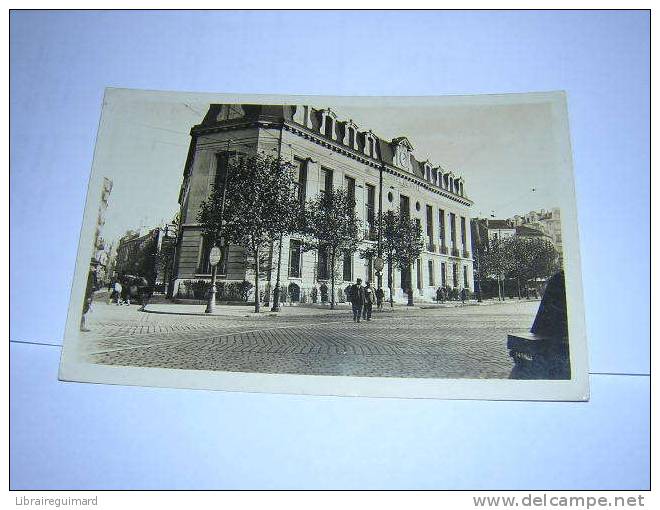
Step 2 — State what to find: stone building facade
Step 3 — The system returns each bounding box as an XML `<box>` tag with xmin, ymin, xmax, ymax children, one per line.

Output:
<box><xmin>171</xmin><ymin>104</ymin><xmax>474</xmax><ymax>303</ymax></box>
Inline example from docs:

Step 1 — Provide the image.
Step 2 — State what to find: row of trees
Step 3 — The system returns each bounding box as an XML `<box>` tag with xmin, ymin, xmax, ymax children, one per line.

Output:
<box><xmin>475</xmin><ymin>235</ymin><xmax>560</xmax><ymax>300</ymax></box>
<box><xmin>197</xmin><ymin>153</ymin><xmax>425</xmax><ymax>312</ymax></box>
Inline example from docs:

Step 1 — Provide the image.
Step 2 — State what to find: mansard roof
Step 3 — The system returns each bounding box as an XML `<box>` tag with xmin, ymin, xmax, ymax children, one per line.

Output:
<box><xmin>194</xmin><ymin>103</ymin><xmax>468</xmax><ymax>200</ymax></box>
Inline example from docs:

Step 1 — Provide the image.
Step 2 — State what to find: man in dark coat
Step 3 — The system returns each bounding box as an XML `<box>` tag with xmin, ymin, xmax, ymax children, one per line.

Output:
<box><xmin>137</xmin><ymin>275</ymin><xmax>152</xmax><ymax>311</ymax></box>
<box><xmin>362</xmin><ymin>281</ymin><xmax>375</xmax><ymax>321</ymax></box>
<box><xmin>375</xmin><ymin>287</ymin><xmax>385</xmax><ymax>310</ymax></box>
<box><xmin>349</xmin><ymin>278</ymin><xmax>366</xmax><ymax>323</ymax></box>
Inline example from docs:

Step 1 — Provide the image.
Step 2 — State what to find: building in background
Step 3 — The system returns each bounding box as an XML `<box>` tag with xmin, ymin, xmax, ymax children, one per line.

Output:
<box><xmin>114</xmin><ymin>224</ymin><xmax>177</xmax><ymax>291</ymax></box>
<box><xmin>485</xmin><ymin>219</ymin><xmax>517</xmax><ymax>241</ymax></box>
<box><xmin>510</xmin><ymin>208</ymin><xmax>563</xmax><ymax>262</ymax></box>
<box><xmin>172</xmin><ymin>104</ymin><xmax>475</xmax><ymax>303</ymax></box>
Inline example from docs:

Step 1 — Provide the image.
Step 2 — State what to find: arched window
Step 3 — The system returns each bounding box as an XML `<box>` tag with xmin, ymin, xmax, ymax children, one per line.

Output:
<box><xmin>423</xmin><ymin>161</ymin><xmax>432</xmax><ymax>181</ymax></box>
<box><xmin>319</xmin><ymin>109</ymin><xmax>338</xmax><ymax>140</ymax></box>
<box><xmin>363</xmin><ymin>130</ymin><xmax>378</xmax><ymax>157</ymax></box>
<box><xmin>288</xmin><ymin>282</ymin><xmax>301</xmax><ymax>302</ymax></box>
<box><xmin>343</xmin><ymin>120</ymin><xmax>359</xmax><ymax>150</ymax></box>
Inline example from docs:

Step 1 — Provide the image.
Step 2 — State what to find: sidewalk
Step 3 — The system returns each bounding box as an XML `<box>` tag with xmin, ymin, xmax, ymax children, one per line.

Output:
<box><xmin>143</xmin><ymin>297</ymin><xmax>539</xmax><ymax>318</ymax></box>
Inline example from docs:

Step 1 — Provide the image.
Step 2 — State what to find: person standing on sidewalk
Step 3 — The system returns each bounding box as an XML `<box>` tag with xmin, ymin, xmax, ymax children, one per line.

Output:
<box><xmin>460</xmin><ymin>287</ymin><xmax>468</xmax><ymax>304</ymax></box>
<box><xmin>363</xmin><ymin>281</ymin><xmax>375</xmax><ymax>321</ymax></box>
<box><xmin>349</xmin><ymin>278</ymin><xmax>365</xmax><ymax>323</ymax></box>
<box><xmin>375</xmin><ymin>286</ymin><xmax>384</xmax><ymax>311</ymax></box>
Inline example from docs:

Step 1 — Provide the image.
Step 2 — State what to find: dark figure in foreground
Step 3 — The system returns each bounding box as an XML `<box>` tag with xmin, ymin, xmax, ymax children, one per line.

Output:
<box><xmin>375</xmin><ymin>287</ymin><xmax>384</xmax><ymax>310</ymax></box>
<box><xmin>349</xmin><ymin>278</ymin><xmax>365</xmax><ymax>323</ymax></box>
<box><xmin>362</xmin><ymin>281</ymin><xmax>375</xmax><ymax>321</ymax></box>
<box><xmin>507</xmin><ymin>271</ymin><xmax>570</xmax><ymax>380</ymax></box>
<box><xmin>80</xmin><ymin>269</ymin><xmax>96</xmax><ymax>332</ymax></box>
<box><xmin>138</xmin><ymin>276</ymin><xmax>152</xmax><ymax>311</ymax></box>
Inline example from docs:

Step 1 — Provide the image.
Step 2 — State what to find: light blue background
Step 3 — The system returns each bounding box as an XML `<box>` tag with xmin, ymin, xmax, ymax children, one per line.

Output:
<box><xmin>10</xmin><ymin>11</ymin><xmax>649</xmax><ymax>489</ymax></box>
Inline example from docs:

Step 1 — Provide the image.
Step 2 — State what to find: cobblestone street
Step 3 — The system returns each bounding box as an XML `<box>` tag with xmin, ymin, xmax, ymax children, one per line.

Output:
<box><xmin>81</xmin><ymin>298</ymin><xmax>540</xmax><ymax>379</ymax></box>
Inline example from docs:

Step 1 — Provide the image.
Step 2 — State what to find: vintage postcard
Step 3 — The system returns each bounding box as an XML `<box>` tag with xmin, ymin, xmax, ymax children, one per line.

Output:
<box><xmin>59</xmin><ymin>88</ymin><xmax>589</xmax><ymax>400</ymax></box>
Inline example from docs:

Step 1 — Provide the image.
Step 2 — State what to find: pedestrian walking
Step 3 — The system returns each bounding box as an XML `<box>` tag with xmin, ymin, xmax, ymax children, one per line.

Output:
<box><xmin>120</xmin><ymin>276</ymin><xmax>131</xmax><ymax>305</ymax></box>
<box><xmin>436</xmin><ymin>286</ymin><xmax>443</xmax><ymax>303</ymax></box>
<box><xmin>349</xmin><ymin>278</ymin><xmax>365</xmax><ymax>323</ymax></box>
<box><xmin>375</xmin><ymin>287</ymin><xmax>384</xmax><ymax>311</ymax></box>
<box><xmin>137</xmin><ymin>275</ymin><xmax>152</xmax><ymax>311</ymax></box>
<box><xmin>363</xmin><ymin>281</ymin><xmax>375</xmax><ymax>321</ymax></box>
<box><xmin>460</xmin><ymin>287</ymin><xmax>468</xmax><ymax>304</ymax></box>
<box><xmin>108</xmin><ymin>279</ymin><xmax>122</xmax><ymax>305</ymax></box>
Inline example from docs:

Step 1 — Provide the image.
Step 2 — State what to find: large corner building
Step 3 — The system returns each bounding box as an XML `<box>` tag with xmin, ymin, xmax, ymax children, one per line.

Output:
<box><xmin>172</xmin><ymin>104</ymin><xmax>474</xmax><ymax>303</ymax></box>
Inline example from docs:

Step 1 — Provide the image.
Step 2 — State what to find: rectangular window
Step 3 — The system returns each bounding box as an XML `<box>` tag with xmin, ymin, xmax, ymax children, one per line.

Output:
<box><xmin>345</xmin><ymin>175</ymin><xmax>356</xmax><ymax>211</ymax></box>
<box><xmin>426</xmin><ymin>205</ymin><xmax>434</xmax><ymax>245</ymax></box>
<box><xmin>452</xmin><ymin>263</ymin><xmax>458</xmax><ymax>288</ymax></box>
<box><xmin>366</xmin><ymin>184</ymin><xmax>376</xmax><ymax>239</ymax></box>
<box><xmin>198</xmin><ymin>236</ymin><xmax>211</xmax><ymax>274</ymax></box>
<box><xmin>320</xmin><ymin>167</ymin><xmax>333</xmax><ymax>195</ymax></box>
<box><xmin>416</xmin><ymin>259</ymin><xmax>423</xmax><ymax>289</ymax></box>
<box><xmin>342</xmin><ymin>250</ymin><xmax>353</xmax><ymax>281</ymax></box>
<box><xmin>463</xmin><ymin>265</ymin><xmax>469</xmax><ymax>288</ymax></box>
<box><xmin>401</xmin><ymin>266</ymin><xmax>411</xmax><ymax>290</ymax></box>
<box><xmin>438</xmin><ymin>209</ymin><xmax>446</xmax><ymax>245</ymax></box>
<box><xmin>441</xmin><ymin>262</ymin><xmax>446</xmax><ymax>286</ymax></box>
<box><xmin>450</xmin><ymin>213</ymin><xmax>457</xmax><ymax>246</ymax></box>
<box><xmin>317</xmin><ymin>244</ymin><xmax>330</xmax><ymax>280</ymax></box>
<box><xmin>400</xmin><ymin>194</ymin><xmax>410</xmax><ymax>219</ymax></box>
<box><xmin>214</xmin><ymin>150</ymin><xmax>243</xmax><ymax>191</ymax></box>
<box><xmin>428</xmin><ymin>260</ymin><xmax>435</xmax><ymax>287</ymax></box>
<box><xmin>294</xmin><ymin>158</ymin><xmax>307</xmax><ymax>205</ymax></box>
<box><xmin>288</xmin><ymin>239</ymin><xmax>302</xmax><ymax>278</ymax></box>
<box><xmin>460</xmin><ymin>216</ymin><xmax>466</xmax><ymax>246</ymax></box>
<box><xmin>214</xmin><ymin>152</ymin><xmax>229</xmax><ymax>191</ymax></box>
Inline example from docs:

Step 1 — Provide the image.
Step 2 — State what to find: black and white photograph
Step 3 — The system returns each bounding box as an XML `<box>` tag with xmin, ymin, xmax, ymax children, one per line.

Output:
<box><xmin>59</xmin><ymin>88</ymin><xmax>588</xmax><ymax>400</ymax></box>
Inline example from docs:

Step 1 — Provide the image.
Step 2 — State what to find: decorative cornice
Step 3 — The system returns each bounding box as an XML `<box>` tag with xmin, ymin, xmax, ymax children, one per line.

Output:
<box><xmin>283</xmin><ymin>121</ymin><xmax>472</xmax><ymax>207</ymax></box>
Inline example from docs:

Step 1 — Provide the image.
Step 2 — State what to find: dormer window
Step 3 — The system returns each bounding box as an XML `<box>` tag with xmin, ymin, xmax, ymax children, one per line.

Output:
<box><xmin>292</xmin><ymin>105</ymin><xmax>313</xmax><ymax>128</ymax></box>
<box><xmin>343</xmin><ymin>120</ymin><xmax>359</xmax><ymax>150</ymax></box>
<box><xmin>319</xmin><ymin>109</ymin><xmax>338</xmax><ymax>141</ymax></box>
<box><xmin>363</xmin><ymin>130</ymin><xmax>378</xmax><ymax>158</ymax></box>
<box><xmin>422</xmin><ymin>161</ymin><xmax>432</xmax><ymax>181</ymax></box>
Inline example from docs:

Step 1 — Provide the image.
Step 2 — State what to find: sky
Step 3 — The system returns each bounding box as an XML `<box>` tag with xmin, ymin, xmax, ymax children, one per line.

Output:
<box><xmin>92</xmin><ymin>90</ymin><xmax>568</xmax><ymax>245</ymax></box>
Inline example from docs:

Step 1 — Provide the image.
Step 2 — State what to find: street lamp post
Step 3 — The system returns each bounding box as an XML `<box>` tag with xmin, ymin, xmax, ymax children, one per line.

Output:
<box><xmin>205</xmin><ymin>138</ymin><xmax>233</xmax><ymax>314</ymax></box>
<box><xmin>205</xmin><ymin>244</ymin><xmax>222</xmax><ymax>313</ymax></box>
<box><xmin>271</xmin><ymin>233</ymin><xmax>284</xmax><ymax>312</ymax></box>
<box><xmin>376</xmin><ymin>162</ymin><xmax>384</xmax><ymax>292</ymax></box>
<box><xmin>271</xmin><ymin>126</ymin><xmax>286</xmax><ymax>312</ymax></box>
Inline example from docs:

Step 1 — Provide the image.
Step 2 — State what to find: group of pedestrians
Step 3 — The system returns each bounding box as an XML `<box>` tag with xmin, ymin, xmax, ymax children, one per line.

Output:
<box><xmin>107</xmin><ymin>274</ymin><xmax>152</xmax><ymax>311</ymax></box>
<box><xmin>347</xmin><ymin>279</ymin><xmax>385</xmax><ymax>323</ymax></box>
<box><xmin>436</xmin><ymin>285</ymin><xmax>469</xmax><ymax>304</ymax></box>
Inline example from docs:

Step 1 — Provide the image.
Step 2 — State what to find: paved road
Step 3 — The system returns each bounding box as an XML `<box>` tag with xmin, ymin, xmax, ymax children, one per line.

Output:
<box><xmin>82</xmin><ymin>300</ymin><xmax>538</xmax><ymax>379</ymax></box>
